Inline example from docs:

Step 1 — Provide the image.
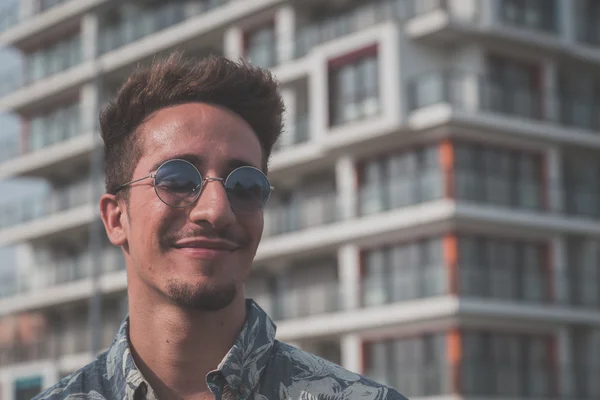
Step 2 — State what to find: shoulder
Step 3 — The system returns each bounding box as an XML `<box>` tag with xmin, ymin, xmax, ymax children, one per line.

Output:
<box><xmin>268</xmin><ymin>341</ymin><xmax>408</xmax><ymax>400</ymax></box>
<box><xmin>33</xmin><ymin>354</ymin><xmax>110</xmax><ymax>400</ymax></box>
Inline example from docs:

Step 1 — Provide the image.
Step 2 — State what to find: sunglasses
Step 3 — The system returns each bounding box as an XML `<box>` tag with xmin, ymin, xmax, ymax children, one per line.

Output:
<box><xmin>114</xmin><ymin>159</ymin><xmax>274</xmax><ymax>213</ymax></box>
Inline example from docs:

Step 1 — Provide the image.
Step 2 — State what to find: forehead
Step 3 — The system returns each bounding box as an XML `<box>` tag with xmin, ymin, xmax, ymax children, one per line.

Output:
<box><xmin>136</xmin><ymin>103</ymin><xmax>263</xmax><ymax>172</ymax></box>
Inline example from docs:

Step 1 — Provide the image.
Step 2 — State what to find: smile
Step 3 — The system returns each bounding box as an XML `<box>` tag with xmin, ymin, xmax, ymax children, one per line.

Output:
<box><xmin>171</xmin><ymin>237</ymin><xmax>241</xmax><ymax>258</ymax></box>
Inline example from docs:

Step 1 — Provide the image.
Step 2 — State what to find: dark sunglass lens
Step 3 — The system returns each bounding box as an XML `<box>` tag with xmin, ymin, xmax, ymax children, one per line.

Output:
<box><xmin>225</xmin><ymin>167</ymin><xmax>271</xmax><ymax>212</ymax></box>
<box><xmin>154</xmin><ymin>160</ymin><xmax>202</xmax><ymax>207</ymax></box>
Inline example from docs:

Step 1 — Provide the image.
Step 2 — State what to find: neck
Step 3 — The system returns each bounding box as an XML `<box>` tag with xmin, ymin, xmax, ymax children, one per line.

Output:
<box><xmin>127</xmin><ymin>284</ymin><xmax>247</xmax><ymax>400</ymax></box>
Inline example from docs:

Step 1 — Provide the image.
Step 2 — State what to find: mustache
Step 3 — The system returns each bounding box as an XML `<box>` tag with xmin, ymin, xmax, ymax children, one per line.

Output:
<box><xmin>161</xmin><ymin>226</ymin><xmax>249</xmax><ymax>247</ymax></box>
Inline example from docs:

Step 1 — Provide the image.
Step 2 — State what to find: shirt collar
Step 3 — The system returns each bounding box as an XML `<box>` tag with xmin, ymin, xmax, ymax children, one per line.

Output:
<box><xmin>105</xmin><ymin>299</ymin><xmax>277</xmax><ymax>400</ymax></box>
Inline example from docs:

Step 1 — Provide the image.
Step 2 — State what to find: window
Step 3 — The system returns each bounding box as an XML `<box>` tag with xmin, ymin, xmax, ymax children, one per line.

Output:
<box><xmin>330</xmin><ymin>50</ymin><xmax>379</xmax><ymax>126</ymax></box>
<box><xmin>458</xmin><ymin>235</ymin><xmax>548</xmax><ymax>302</ymax></box>
<box><xmin>27</xmin><ymin>103</ymin><xmax>81</xmax><ymax>152</ymax></box>
<box><xmin>454</xmin><ymin>143</ymin><xmax>543</xmax><ymax>210</ymax></box>
<box><xmin>577</xmin><ymin>0</ymin><xmax>600</xmax><ymax>45</ymax></box>
<box><xmin>557</xmin><ymin>70</ymin><xmax>600</xmax><ymax>130</ymax></box>
<box><xmin>563</xmin><ymin>154</ymin><xmax>600</xmax><ymax>218</ymax></box>
<box><xmin>461</xmin><ymin>330</ymin><xmax>554</xmax><ymax>397</ymax></box>
<box><xmin>24</xmin><ymin>34</ymin><xmax>81</xmax><ymax>83</ymax></box>
<box><xmin>15</xmin><ymin>376</ymin><xmax>43</xmax><ymax>400</ymax></box>
<box><xmin>365</xmin><ymin>333</ymin><xmax>447</xmax><ymax>398</ymax></box>
<box><xmin>486</xmin><ymin>56</ymin><xmax>541</xmax><ymax>119</ymax></box>
<box><xmin>37</xmin><ymin>0</ymin><xmax>65</xmax><ymax>13</ymax></box>
<box><xmin>499</xmin><ymin>0</ymin><xmax>557</xmax><ymax>33</ymax></box>
<box><xmin>245</xmin><ymin>24</ymin><xmax>276</xmax><ymax>69</ymax></box>
<box><xmin>572</xmin><ymin>328</ymin><xmax>600</xmax><ymax>398</ymax></box>
<box><xmin>566</xmin><ymin>237</ymin><xmax>600</xmax><ymax>307</ymax></box>
<box><xmin>358</xmin><ymin>145</ymin><xmax>441</xmax><ymax>215</ymax></box>
<box><xmin>361</xmin><ymin>237</ymin><xmax>444</xmax><ymax>306</ymax></box>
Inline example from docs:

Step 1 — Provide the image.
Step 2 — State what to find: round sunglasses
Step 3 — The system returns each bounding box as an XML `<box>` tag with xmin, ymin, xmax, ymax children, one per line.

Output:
<box><xmin>114</xmin><ymin>159</ymin><xmax>274</xmax><ymax>213</ymax></box>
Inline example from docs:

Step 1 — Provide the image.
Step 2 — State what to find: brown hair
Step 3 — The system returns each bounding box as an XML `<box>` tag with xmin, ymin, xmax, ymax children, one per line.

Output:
<box><xmin>99</xmin><ymin>51</ymin><xmax>285</xmax><ymax>198</ymax></box>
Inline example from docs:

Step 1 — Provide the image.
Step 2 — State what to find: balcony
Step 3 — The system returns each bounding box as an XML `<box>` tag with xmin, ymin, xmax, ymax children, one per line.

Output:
<box><xmin>263</xmin><ymin>191</ymin><xmax>341</xmax><ymax>238</ymax></box>
<box><xmin>359</xmin><ymin>170</ymin><xmax>444</xmax><ymax>216</ymax></box>
<box><xmin>0</xmin><ymin>248</ymin><xmax>126</xmax><ymax>317</ymax></box>
<box><xmin>497</xmin><ymin>0</ymin><xmax>558</xmax><ymax>35</ymax></box>
<box><xmin>365</xmin><ymin>363</ymin><xmax>451</xmax><ymax>399</ymax></box>
<box><xmin>0</xmin><ymin>2</ymin><xmax>19</xmax><ymax>34</ymax></box>
<box><xmin>0</xmin><ymin>136</ymin><xmax>19</xmax><ymax>164</ymax></box>
<box><xmin>250</xmin><ymin>259</ymin><xmax>600</xmax><ymax>329</ymax></box>
<box><xmin>0</xmin><ymin>246</ymin><xmax>124</xmax><ymax>300</ymax></box>
<box><xmin>407</xmin><ymin>71</ymin><xmax>600</xmax><ymax>143</ymax></box>
<box><xmin>264</xmin><ymin>170</ymin><xmax>444</xmax><ymax>239</ymax></box>
<box><xmin>0</xmin><ymin>177</ymin><xmax>103</xmax><ymax>246</ymax></box>
<box><xmin>454</xmin><ymin>169</ymin><xmax>545</xmax><ymax>213</ymax></box>
<box><xmin>98</xmin><ymin>0</ymin><xmax>228</xmax><ymax>55</ymax></box>
<box><xmin>461</xmin><ymin>363</ymin><xmax>554</xmax><ymax>398</ymax></box>
<box><xmin>366</xmin><ymin>360</ymin><xmax>599</xmax><ymax>400</ymax></box>
<box><xmin>0</xmin><ymin>0</ymin><xmax>69</xmax><ymax>34</ymax></box>
<box><xmin>292</xmin><ymin>0</ymin><xmax>431</xmax><ymax>60</ymax></box>
<box><xmin>0</xmin><ymin>34</ymin><xmax>82</xmax><ymax>98</ymax></box>
<box><xmin>272</xmin><ymin>113</ymin><xmax>310</xmax><ymax>153</ymax></box>
<box><xmin>0</xmin><ymin>177</ymin><xmax>102</xmax><ymax>231</ymax></box>
<box><xmin>0</xmin><ymin>312</ymin><xmax>122</xmax><ymax>367</ymax></box>
<box><xmin>270</xmin><ymin>280</ymin><xmax>342</xmax><ymax>321</ymax></box>
<box><xmin>0</xmin><ymin>103</ymin><xmax>85</xmax><ymax>164</ymax></box>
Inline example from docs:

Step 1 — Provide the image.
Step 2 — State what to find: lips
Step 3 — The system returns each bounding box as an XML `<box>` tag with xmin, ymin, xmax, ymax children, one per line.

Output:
<box><xmin>172</xmin><ymin>238</ymin><xmax>240</xmax><ymax>252</ymax></box>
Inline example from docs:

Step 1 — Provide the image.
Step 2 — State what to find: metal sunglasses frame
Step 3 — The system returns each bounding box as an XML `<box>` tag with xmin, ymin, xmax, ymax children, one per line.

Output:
<box><xmin>114</xmin><ymin>158</ymin><xmax>274</xmax><ymax>213</ymax></box>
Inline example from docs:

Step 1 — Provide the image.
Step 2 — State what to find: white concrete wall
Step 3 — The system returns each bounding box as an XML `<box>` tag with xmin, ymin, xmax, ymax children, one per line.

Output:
<box><xmin>0</xmin><ymin>361</ymin><xmax>58</xmax><ymax>400</ymax></box>
<box><xmin>337</xmin><ymin>244</ymin><xmax>361</xmax><ymax>310</ymax></box>
<box><xmin>275</xmin><ymin>5</ymin><xmax>295</xmax><ymax>64</ymax></box>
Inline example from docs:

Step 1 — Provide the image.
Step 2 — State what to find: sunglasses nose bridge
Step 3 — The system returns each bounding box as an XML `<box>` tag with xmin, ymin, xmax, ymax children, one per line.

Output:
<box><xmin>203</xmin><ymin>177</ymin><xmax>225</xmax><ymax>183</ymax></box>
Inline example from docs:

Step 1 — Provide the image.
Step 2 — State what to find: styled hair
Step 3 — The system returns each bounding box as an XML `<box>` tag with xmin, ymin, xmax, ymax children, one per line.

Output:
<box><xmin>99</xmin><ymin>51</ymin><xmax>285</xmax><ymax>198</ymax></box>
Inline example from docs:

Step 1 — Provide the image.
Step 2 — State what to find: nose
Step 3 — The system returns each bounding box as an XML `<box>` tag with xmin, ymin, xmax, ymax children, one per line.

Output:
<box><xmin>188</xmin><ymin>177</ymin><xmax>236</xmax><ymax>230</ymax></box>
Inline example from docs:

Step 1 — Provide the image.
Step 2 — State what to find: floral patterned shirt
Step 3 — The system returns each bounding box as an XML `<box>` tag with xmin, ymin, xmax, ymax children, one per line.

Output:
<box><xmin>33</xmin><ymin>300</ymin><xmax>408</xmax><ymax>400</ymax></box>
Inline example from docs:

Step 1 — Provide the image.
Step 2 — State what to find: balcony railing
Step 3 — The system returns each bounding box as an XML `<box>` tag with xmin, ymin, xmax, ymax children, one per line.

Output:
<box><xmin>293</xmin><ymin>0</ymin><xmax>439</xmax><ymax>59</ymax></box>
<box><xmin>498</xmin><ymin>0</ymin><xmax>558</xmax><ymax>34</ymax></box>
<box><xmin>0</xmin><ymin>315</ymin><xmax>122</xmax><ymax>366</ymax></box>
<box><xmin>408</xmin><ymin>70</ymin><xmax>600</xmax><ymax>134</ymax></box>
<box><xmin>273</xmin><ymin>113</ymin><xmax>310</xmax><ymax>152</ymax></box>
<box><xmin>272</xmin><ymin>280</ymin><xmax>342</xmax><ymax>320</ymax></box>
<box><xmin>249</xmin><ymin>264</ymin><xmax>600</xmax><ymax>323</ymax></box>
<box><xmin>98</xmin><ymin>0</ymin><xmax>228</xmax><ymax>55</ymax></box>
<box><xmin>365</xmin><ymin>363</ymin><xmax>451</xmax><ymax>398</ymax></box>
<box><xmin>263</xmin><ymin>191</ymin><xmax>341</xmax><ymax>237</ymax></box>
<box><xmin>367</xmin><ymin>361</ymin><xmax>600</xmax><ymax>399</ymax></box>
<box><xmin>460</xmin><ymin>362</ymin><xmax>559</xmax><ymax>398</ymax></box>
<box><xmin>0</xmin><ymin>103</ymin><xmax>86</xmax><ymax>163</ymax></box>
<box><xmin>0</xmin><ymin>34</ymin><xmax>82</xmax><ymax>97</ymax></box>
<box><xmin>0</xmin><ymin>341</ymin><xmax>51</xmax><ymax>366</ymax></box>
<box><xmin>0</xmin><ymin>0</ymin><xmax>69</xmax><ymax>33</ymax></box>
<box><xmin>0</xmin><ymin>177</ymin><xmax>104</xmax><ymax>230</ymax></box>
<box><xmin>454</xmin><ymin>169</ymin><xmax>545</xmax><ymax>212</ymax></box>
<box><xmin>359</xmin><ymin>170</ymin><xmax>444</xmax><ymax>216</ymax></box>
<box><xmin>0</xmin><ymin>2</ymin><xmax>19</xmax><ymax>33</ymax></box>
<box><xmin>459</xmin><ymin>269</ymin><xmax>553</xmax><ymax>304</ymax></box>
<box><xmin>0</xmin><ymin>136</ymin><xmax>19</xmax><ymax>163</ymax></box>
<box><xmin>264</xmin><ymin>171</ymin><xmax>444</xmax><ymax>237</ymax></box>
<box><xmin>0</xmin><ymin>246</ymin><xmax>125</xmax><ymax>300</ymax></box>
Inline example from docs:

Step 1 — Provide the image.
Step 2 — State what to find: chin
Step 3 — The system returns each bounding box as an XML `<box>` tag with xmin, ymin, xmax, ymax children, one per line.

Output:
<box><xmin>164</xmin><ymin>277</ymin><xmax>238</xmax><ymax>312</ymax></box>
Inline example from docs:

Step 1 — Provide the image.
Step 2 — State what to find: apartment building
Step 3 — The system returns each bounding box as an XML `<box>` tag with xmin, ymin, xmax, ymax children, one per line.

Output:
<box><xmin>0</xmin><ymin>0</ymin><xmax>599</xmax><ymax>399</ymax></box>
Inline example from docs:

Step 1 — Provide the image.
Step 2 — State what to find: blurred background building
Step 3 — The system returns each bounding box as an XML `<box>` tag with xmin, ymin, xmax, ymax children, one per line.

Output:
<box><xmin>0</xmin><ymin>0</ymin><xmax>599</xmax><ymax>399</ymax></box>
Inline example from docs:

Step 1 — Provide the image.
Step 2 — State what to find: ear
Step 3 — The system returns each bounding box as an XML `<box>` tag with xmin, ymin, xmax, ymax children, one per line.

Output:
<box><xmin>100</xmin><ymin>193</ymin><xmax>128</xmax><ymax>246</ymax></box>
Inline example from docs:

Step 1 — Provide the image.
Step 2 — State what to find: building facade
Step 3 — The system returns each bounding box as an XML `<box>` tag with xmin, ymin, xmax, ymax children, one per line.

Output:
<box><xmin>0</xmin><ymin>0</ymin><xmax>599</xmax><ymax>399</ymax></box>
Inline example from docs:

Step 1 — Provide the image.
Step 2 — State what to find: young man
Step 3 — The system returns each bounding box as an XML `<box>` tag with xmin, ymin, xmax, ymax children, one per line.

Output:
<box><xmin>35</xmin><ymin>53</ymin><xmax>408</xmax><ymax>400</ymax></box>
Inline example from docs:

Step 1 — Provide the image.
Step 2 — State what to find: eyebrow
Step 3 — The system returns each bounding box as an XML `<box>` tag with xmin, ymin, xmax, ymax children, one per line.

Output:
<box><xmin>149</xmin><ymin>153</ymin><xmax>258</xmax><ymax>174</ymax></box>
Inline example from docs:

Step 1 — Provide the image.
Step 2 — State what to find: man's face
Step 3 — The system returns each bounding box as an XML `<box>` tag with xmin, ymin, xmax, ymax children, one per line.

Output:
<box><xmin>118</xmin><ymin>103</ymin><xmax>264</xmax><ymax>311</ymax></box>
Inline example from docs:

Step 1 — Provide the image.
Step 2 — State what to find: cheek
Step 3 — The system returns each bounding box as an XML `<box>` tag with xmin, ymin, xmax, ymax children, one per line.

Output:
<box><xmin>130</xmin><ymin>196</ymin><xmax>172</xmax><ymax>247</ymax></box>
<box><xmin>244</xmin><ymin>214</ymin><xmax>264</xmax><ymax>246</ymax></box>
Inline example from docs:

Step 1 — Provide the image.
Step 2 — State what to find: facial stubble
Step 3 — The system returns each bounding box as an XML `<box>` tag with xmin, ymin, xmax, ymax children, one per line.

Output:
<box><xmin>165</xmin><ymin>259</ymin><xmax>239</xmax><ymax>312</ymax></box>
